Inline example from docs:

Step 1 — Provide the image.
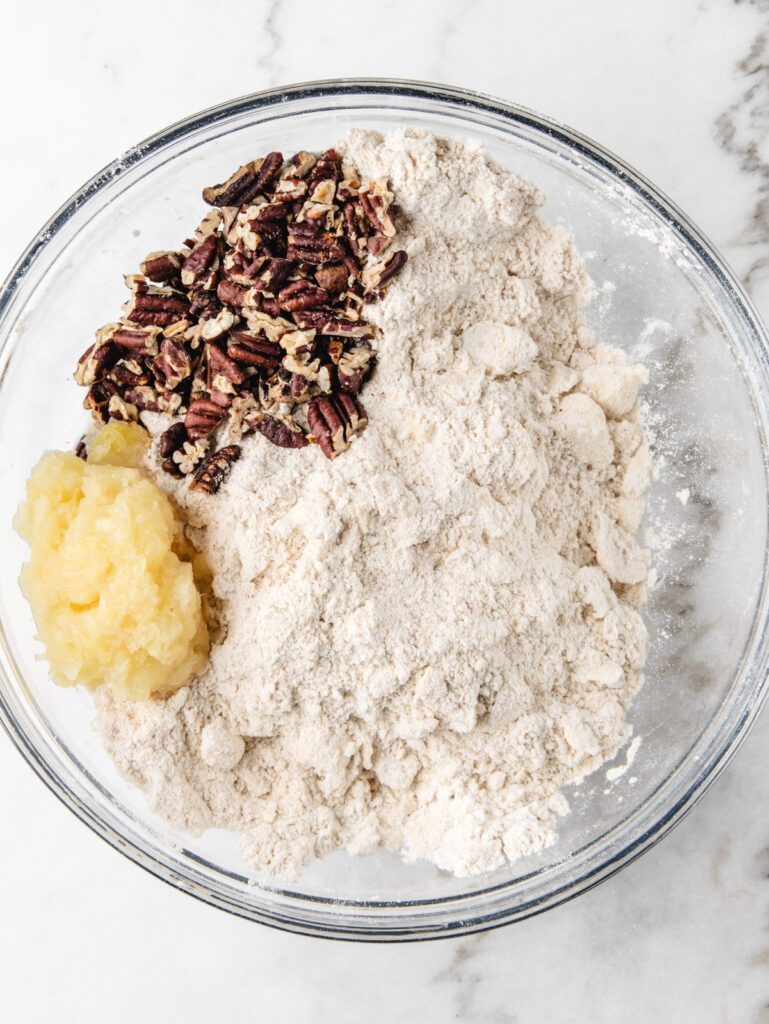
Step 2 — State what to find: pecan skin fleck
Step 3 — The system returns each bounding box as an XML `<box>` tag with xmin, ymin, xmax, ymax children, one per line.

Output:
<box><xmin>190</xmin><ymin>444</ymin><xmax>241</xmax><ymax>493</ymax></box>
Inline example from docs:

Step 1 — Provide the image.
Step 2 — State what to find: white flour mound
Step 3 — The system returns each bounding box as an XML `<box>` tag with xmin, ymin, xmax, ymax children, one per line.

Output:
<box><xmin>95</xmin><ymin>130</ymin><xmax>651</xmax><ymax>880</ymax></box>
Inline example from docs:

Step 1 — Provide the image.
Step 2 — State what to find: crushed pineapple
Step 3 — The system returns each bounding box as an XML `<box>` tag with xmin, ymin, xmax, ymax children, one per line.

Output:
<box><xmin>15</xmin><ymin>423</ymin><xmax>209</xmax><ymax>700</ymax></box>
<box><xmin>85</xmin><ymin>419</ymin><xmax>150</xmax><ymax>467</ymax></box>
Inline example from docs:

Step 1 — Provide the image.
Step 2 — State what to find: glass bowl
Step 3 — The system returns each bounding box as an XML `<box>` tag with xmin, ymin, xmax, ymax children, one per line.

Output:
<box><xmin>1</xmin><ymin>79</ymin><xmax>768</xmax><ymax>941</ymax></box>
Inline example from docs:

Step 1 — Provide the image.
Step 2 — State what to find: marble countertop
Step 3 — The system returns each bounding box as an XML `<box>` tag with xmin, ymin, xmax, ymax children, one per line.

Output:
<box><xmin>2</xmin><ymin>1</ymin><xmax>769</xmax><ymax>1020</ymax></box>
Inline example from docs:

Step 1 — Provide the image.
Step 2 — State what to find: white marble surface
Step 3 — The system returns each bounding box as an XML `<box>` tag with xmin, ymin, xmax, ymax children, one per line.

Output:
<box><xmin>2</xmin><ymin>0</ymin><xmax>769</xmax><ymax>1020</ymax></box>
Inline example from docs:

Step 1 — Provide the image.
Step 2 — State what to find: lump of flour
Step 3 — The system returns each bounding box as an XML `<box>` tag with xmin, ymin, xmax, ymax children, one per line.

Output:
<box><xmin>94</xmin><ymin>130</ymin><xmax>651</xmax><ymax>880</ymax></box>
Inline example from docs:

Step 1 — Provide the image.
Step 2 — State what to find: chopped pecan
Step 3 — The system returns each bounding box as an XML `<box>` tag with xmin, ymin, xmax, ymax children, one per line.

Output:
<box><xmin>292</xmin><ymin>308</ymin><xmax>372</xmax><ymax>337</ymax></box>
<box><xmin>202</xmin><ymin>152</ymin><xmax>283</xmax><ymax>207</ymax></box>
<box><xmin>123</xmin><ymin>385</ymin><xmax>161</xmax><ymax>412</ymax></box>
<box><xmin>287</xmin><ymin>221</ymin><xmax>345</xmax><ymax>265</ymax></box>
<box><xmin>185</xmin><ymin>397</ymin><xmax>227</xmax><ymax>439</ymax></box>
<box><xmin>173</xmin><ymin>438</ymin><xmax>208</xmax><ymax>475</ymax></box>
<box><xmin>252</xmin><ymin>257</ymin><xmax>293</xmax><ymax>295</ymax></box>
<box><xmin>307</xmin><ymin>148</ymin><xmax>341</xmax><ymax>187</ymax></box>
<box><xmin>111</xmin><ymin>358</ymin><xmax>152</xmax><ymax>389</ymax></box>
<box><xmin>160</xmin><ymin>421</ymin><xmax>189</xmax><ymax>459</ymax></box>
<box><xmin>367</xmin><ymin>235</ymin><xmax>391</xmax><ymax>257</ymax></box>
<box><xmin>107</xmin><ymin>394</ymin><xmax>139</xmax><ymax>422</ymax></box>
<box><xmin>188</xmin><ymin>287</ymin><xmax>222</xmax><ymax>320</ymax></box>
<box><xmin>111</xmin><ymin>324</ymin><xmax>162</xmax><ymax>356</ymax></box>
<box><xmin>83</xmin><ymin>378</ymin><xmax>118</xmax><ymax>424</ymax></box>
<box><xmin>217</xmin><ymin>278</ymin><xmax>248</xmax><ymax>308</ymax></box>
<box><xmin>273</xmin><ymin>177</ymin><xmax>308</xmax><ymax>203</ymax></box>
<box><xmin>228</xmin><ymin>329</ymin><xmax>282</xmax><ymax>369</ymax></box>
<box><xmin>207</xmin><ymin>343</ymin><xmax>246</xmax><ymax>389</ymax></box>
<box><xmin>140</xmin><ymin>250</ymin><xmax>182</xmax><ymax>282</ymax></box>
<box><xmin>359</xmin><ymin>180</ymin><xmax>396</xmax><ymax>238</ymax></box>
<box><xmin>181</xmin><ymin>234</ymin><xmax>219</xmax><ymax>288</ymax></box>
<box><xmin>307</xmin><ymin>393</ymin><xmax>368</xmax><ymax>459</ymax></box>
<box><xmin>254</xmin><ymin>202</ymin><xmax>290</xmax><ymax>225</ymax></box>
<box><xmin>74</xmin><ymin>341</ymin><xmax>120</xmax><ymax>386</ymax></box>
<box><xmin>315</xmin><ymin>263</ymin><xmax>349</xmax><ymax>294</ymax></box>
<box><xmin>154</xmin><ymin>337</ymin><xmax>193</xmax><ymax>389</ymax></box>
<box><xmin>258</xmin><ymin>218</ymin><xmax>288</xmax><ymax>257</ymax></box>
<box><xmin>124</xmin><ymin>283</ymin><xmax>190</xmax><ymax>327</ymax></box>
<box><xmin>256</xmin><ymin>414</ymin><xmax>308</xmax><ymax>449</ymax></box>
<box><xmin>362</xmin><ymin>250</ymin><xmax>408</xmax><ymax>293</ymax></box>
<box><xmin>337</xmin><ymin>340</ymin><xmax>375</xmax><ymax>394</ymax></box>
<box><xmin>277</xmin><ymin>280</ymin><xmax>330</xmax><ymax>312</ymax></box>
<box><xmin>286</xmin><ymin>151</ymin><xmax>317</xmax><ymax>179</ymax></box>
<box><xmin>190</xmin><ymin>444</ymin><xmax>241</xmax><ymax>493</ymax></box>
<box><xmin>200</xmin><ymin>307</ymin><xmax>237</xmax><ymax>342</ymax></box>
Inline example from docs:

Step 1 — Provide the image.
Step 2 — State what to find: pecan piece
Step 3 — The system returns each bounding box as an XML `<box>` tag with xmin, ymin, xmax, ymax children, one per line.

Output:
<box><xmin>359</xmin><ymin>181</ymin><xmax>396</xmax><ymax>238</ymax></box>
<box><xmin>140</xmin><ymin>251</ymin><xmax>182</xmax><ymax>283</ymax></box>
<box><xmin>273</xmin><ymin>177</ymin><xmax>308</xmax><ymax>203</ymax></box>
<box><xmin>124</xmin><ymin>284</ymin><xmax>190</xmax><ymax>327</ymax></box>
<box><xmin>337</xmin><ymin>341</ymin><xmax>375</xmax><ymax>394</ymax></box>
<box><xmin>256</xmin><ymin>413</ymin><xmax>309</xmax><ymax>449</ymax></box>
<box><xmin>200</xmin><ymin>307</ymin><xmax>237</xmax><ymax>342</ymax></box>
<box><xmin>159</xmin><ymin>421</ymin><xmax>189</xmax><ymax>475</ymax></box>
<box><xmin>190</xmin><ymin>445</ymin><xmax>241</xmax><ymax>494</ymax></box>
<box><xmin>362</xmin><ymin>250</ymin><xmax>408</xmax><ymax>293</ymax></box>
<box><xmin>123</xmin><ymin>385</ymin><xmax>161</xmax><ymax>412</ymax></box>
<box><xmin>83</xmin><ymin>378</ymin><xmax>118</xmax><ymax>425</ymax></box>
<box><xmin>173</xmin><ymin>438</ymin><xmax>208</xmax><ymax>476</ymax></box>
<box><xmin>188</xmin><ymin>287</ymin><xmax>222</xmax><ymax>320</ymax></box>
<box><xmin>202</xmin><ymin>152</ymin><xmax>283</xmax><ymax>207</ymax></box>
<box><xmin>217</xmin><ymin>279</ymin><xmax>248</xmax><ymax>308</ymax></box>
<box><xmin>228</xmin><ymin>329</ymin><xmax>282</xmax><ymax>369</ymax></box>
<box><xmin>111</xmin><ymin>358</ymin><xmax>152</xmax><ymax>389</ymax></box>
<box><xmin>252</xmin><ymin>257</ymin><xmax>293</xmax><ymax>295</ymax></box>
<box><xmin>74</xmin><ymin>341</ymin><xmax>119</xmax><ymax>386</ymax></box>
<box><xmin>286</xmin><ymin>151</ymin><xmax>317</xmax><ymax>179</ymax></box>
<box><xmin>185</xmin><ymin>397</ymin><xmax>227</xmax><ymax>439</ymax></box>
<box><xmin>292</xmin><ymin>308</ymin><xmax>372</xmax><ymax>338</ymax></box>
<box><xmin>307</xmin><ymin>393</ymin><xmax>368</xmax><ymax>459</ymax></box>
<box><xmin>181</xmin><ymin>234</ymin><xmax>219</xmax><ymax>288</ymax></box>
<box><xmin>107</xmin><ymin>394</ymin><xmax>139</xmax><ymax>422</ymax></box>
<box><xmin>153</xmin><ymin>337</ymin><xmax>193</xmax><ymax>390</ymax></box>
<box><xmin>277</xmin><ymin>280</ymin><xmax>330</xmax><ymax>312</ymax></box>
<box><xmin>109</xmin><ymin>324</ymin><xmax>162</xmax><ymax>356</ymax></box>
<box><xmin>207</xmin><ymin>343</ymin><xmax>246</xmax><ymax>390</ymax></box>
<box><xmin>343</xmin><ymin>201</ymin><xmax>367</xmax><ymax>259</ymax></box>
<box><xmin>287</xmin><ymin>222</ymin><xmax>345</xmax><ymax>265</ymax></box>
<box><xmin>367</xmin><ymin>235</ymin><xmax>392</xmax><ymax>257</ymax></box>
<box><xmin>315</xmin><ymin>263</ymin><xmax>349</xmax><ymax>295</ymax></box>
<box><xmin>307</xmin><ymin>148</ymin><xmax>341</xmax><ymax>187</ymax></box>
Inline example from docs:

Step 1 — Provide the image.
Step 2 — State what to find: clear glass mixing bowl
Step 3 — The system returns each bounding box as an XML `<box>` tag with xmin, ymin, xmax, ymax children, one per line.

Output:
<box><xmin>1</xmin><ymin>79</ymin><xmax>768</xmax><ymax>941</ymax></box>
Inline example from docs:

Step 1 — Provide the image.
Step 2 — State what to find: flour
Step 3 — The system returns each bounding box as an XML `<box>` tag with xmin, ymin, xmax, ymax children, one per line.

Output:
<box><xmin>94</xmin><ymin>130</ymin><xmax>651</xmax><ymax>880</ymax></box>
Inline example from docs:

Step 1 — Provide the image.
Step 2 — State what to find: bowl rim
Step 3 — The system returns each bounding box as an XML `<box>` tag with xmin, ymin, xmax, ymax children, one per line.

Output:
<box><xmin>2</xmin><ymin>76</ymin><xmax>769</xmax><ymax>941</ymax></box>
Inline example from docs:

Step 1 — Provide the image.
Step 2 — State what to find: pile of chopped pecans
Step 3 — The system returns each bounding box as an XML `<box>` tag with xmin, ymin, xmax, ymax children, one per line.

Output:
<box><xmin>73</xmin><ymin>148</ymin><xmax>408</xmax><ymax>492</ymax></box>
